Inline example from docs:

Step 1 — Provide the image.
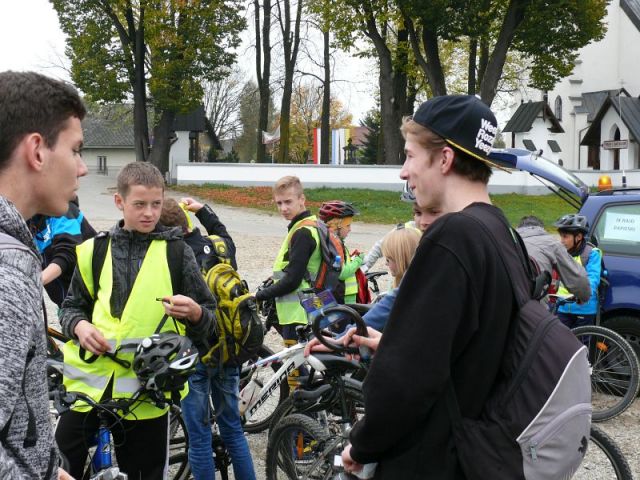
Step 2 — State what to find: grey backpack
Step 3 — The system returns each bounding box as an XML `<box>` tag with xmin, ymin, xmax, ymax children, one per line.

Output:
<box><xmin>447</xmin><ymin>206</ymin><xmax>592</xmax><ymax>480</ymax></box>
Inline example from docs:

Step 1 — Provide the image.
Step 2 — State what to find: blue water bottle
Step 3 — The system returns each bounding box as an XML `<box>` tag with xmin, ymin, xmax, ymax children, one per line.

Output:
<box><xmin>332</xmin><ymin>255</ymin><xmax>341</xmax><ymax>270</ymax></box>
<box><xmin>92</xmin><ymin>425</ymin><xmax>112</xmax><ymax>471</ymax></box>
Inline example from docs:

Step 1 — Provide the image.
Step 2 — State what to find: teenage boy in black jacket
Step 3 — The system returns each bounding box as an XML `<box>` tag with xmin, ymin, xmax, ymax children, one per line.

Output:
<box><xmin>340</xmin><ymin>96</ymin><xmax>516</xmax><ymax>480</ymax></box>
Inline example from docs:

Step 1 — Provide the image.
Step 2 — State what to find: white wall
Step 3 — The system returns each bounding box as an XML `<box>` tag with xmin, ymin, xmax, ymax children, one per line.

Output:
<box><xmin>82</xmin><ymin>147</ymin><xmax>136</xmax><ymax>175</ymax></box>
<box><xmin>599</xmin><ymin>107</ymin><xmax>640</xmax><ymax>170</ymax></box>
<box><xmin>175</xmin><ymin>162</ymin><xmax>640</xmax><ymax>194</ymax></box>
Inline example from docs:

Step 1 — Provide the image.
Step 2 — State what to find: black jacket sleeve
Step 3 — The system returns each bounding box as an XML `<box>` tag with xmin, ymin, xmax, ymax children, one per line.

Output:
<box><xmin>348</xmin><ymin>237</ymin><xmax>477</xmax><ymax>464</ymax></box>
<box><xmin>196</xmin><ymin>204</ymin><xmax>237</xmax><ymax>268</ymax></box>
<box><xmin>255</xmin><ymin>228</ymin><xmax>316</xmax><ymax>301</ymax></box>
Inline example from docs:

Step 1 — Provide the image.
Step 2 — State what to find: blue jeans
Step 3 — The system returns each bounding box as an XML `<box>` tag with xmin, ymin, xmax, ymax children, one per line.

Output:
<box><xmin>181</xmin><ymin>362</ymin><xmax>256</xmax><ymax>480</ymax></box>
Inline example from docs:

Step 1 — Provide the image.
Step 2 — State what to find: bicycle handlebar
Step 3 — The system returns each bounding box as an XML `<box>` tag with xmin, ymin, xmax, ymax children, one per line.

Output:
<box><xmin>311</xmin><ymin>305</ymin><xmax>371</xmax><ymax>359</ymax></box>
<box><xmin>50</xmin><ymin>383</ymin><xmax>168</xmax><ymax>418</ymax></box>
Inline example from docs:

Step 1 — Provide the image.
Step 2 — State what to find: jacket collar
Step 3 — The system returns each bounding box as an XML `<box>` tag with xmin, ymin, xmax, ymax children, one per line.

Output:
<box><xmin>287</xmin><ymin>210</ymin><xmax>312</xmax><ymax>231</ymax></box>
<box><xmin>0</xmin><ymin>195</ymin><xmax>40</xmax><ymax>256</ymax></box>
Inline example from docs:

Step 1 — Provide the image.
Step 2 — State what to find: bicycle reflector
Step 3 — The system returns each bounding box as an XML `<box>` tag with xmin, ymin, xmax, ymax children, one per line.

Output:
<box><xmin>133</xmin><ymin>333</ymin><xmax>198</xmax><ymax>392</ymax></box>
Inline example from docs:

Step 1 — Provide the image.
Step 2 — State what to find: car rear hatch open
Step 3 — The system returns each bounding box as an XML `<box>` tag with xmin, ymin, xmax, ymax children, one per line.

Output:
<box><xmin>488</xmin><ymin>148</ymin><xmax>590</xmax><ymax>210</ymax></box>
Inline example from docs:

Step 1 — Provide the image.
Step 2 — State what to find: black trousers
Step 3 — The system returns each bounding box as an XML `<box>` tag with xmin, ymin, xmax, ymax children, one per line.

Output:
<box><xmin>55</xmin><ymin>409</ymin><xmax>169</xmax><ymax>480</ymax></box>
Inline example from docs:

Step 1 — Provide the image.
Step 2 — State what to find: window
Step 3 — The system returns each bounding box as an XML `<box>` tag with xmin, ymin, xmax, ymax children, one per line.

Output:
<box><xmin>593</xmin><ymin>203</ymin><xmax>640</xmax><ymax>257</ymax></box>
<box><xmin>554</xmin><ymin>96</ymin><xmax>562</xmax><ymax>121</ymax></box>
<box><xmin>522</xmin><ymin>139</ymin><xmax>537</xmax><ymax>151</ymax></box>
<box><xmin>547</xmin><ymin>140</ymin><xmax>562</xmax><ymax>153</ymax></box>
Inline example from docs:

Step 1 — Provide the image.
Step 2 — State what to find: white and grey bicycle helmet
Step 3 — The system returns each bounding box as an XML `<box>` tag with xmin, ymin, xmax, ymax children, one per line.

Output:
<box><xmin>400</xmin><ymin>181</ymin><xmax>415</xmax><ymax>203</ymax></box>
<box><xmin>133</xmin><ymin>333</ymin><xmax>198</xmax><ymax>392</ymax></box>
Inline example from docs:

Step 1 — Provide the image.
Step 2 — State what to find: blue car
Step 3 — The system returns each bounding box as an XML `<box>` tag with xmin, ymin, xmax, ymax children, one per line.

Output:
<box><xmin>489</xmin><ymin>148</ymin><xmax>640</xmax><ymax>354</ymax></box>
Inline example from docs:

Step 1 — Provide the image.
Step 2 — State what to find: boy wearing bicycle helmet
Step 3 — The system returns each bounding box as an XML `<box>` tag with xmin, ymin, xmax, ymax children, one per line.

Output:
<box><xmin>554</xmin><ymin>213</ymin><xmax>603</xmax><ymax>328</ymax></box>
<box><xmin>319</xmin><ymin>201</ymin><xmax>365</xmax><ymax>303</ymax></box>
<box><xmin>160</xmin><ymin>197</ymin><xmax>256</xmax><ymax>480</ymax></box>
<box><xmin>0</xmin><ymin>71</ymin><xmax>86</xmax><ymax>480</ymax></box>
<box><xmin>341</xmin><ymin>95</ymin><xmax>518</xmax><ymax>479</ymax></box>
<box><xmin>57</xmin><ymin>162</ymin><xmax>215</xmax><ymax>480</ymax></box>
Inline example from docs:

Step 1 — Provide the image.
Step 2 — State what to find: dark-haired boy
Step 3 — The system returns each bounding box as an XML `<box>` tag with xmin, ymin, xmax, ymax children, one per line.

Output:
<box><xmin>0</xmin><ymin>71</ymin><xmax>87</xmax><ymax>480</ymax></box>
<box><xmin>57</xmin><ymin>162</ymin><xmax>215</xmax><ymax>479</ymax></box>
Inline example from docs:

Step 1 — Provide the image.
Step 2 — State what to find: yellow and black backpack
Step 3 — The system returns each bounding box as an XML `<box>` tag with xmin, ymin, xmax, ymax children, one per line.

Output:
<box><xmin>202</xmin><ymin>263</ymin><xmax>264</xmax><ymax>367</ymax></box>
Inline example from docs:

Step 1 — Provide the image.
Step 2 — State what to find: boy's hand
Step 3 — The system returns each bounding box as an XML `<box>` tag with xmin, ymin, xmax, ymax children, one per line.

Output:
<box><xmin>74</xmin><ymin>320</ymin><xmax>111</xmax><ymax>355</ymax></box>
<box><xmin>180</xmin><ymin>197</ymin><xmax>204</xmax><ymax>213</ymax></box>
<box><xmin>58</xmin><ymin>467</ymin><xmax>75</xmax><ymax>480</ymax></box>
<box><xmin>160</xmin><ymin>295</ymin><xmax>203</xmax><ymax>324</ymax></box>
<box><xmin>342</xmin><ymin>326</ymin><xmax>382</xmax><ymax>353</ymax></box>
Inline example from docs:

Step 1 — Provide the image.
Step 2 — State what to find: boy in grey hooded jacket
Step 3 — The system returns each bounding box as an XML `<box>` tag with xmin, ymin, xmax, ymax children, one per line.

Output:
<box><xmin>0</xmin><ymin>71</ymin><xmax>87</xmax><ymax>480</ymax></box>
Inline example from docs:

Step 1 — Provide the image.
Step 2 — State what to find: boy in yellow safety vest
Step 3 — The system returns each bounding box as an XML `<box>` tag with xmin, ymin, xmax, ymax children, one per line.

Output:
<box><xmin>57</xmin><ymin>162</ymin><xmax>215</xmax><ymax>480</ymax></box>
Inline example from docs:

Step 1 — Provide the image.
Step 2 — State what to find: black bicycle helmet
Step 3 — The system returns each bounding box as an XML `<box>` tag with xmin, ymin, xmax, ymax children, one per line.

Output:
<box><xmin>400</xmin><ymin>181</ymin><xmax>415</xmax><ymax>203</ymax></box>
<box><xmin>133</xmin><ymin>333</ymin><xmax>198</xmax><ymax>392</ymax></box>
<box><xmin>554</xmin><ymin>214</ymin><xmax>589</xmax><ymax>234</ymax></box>
<box><xmin>318</xmin><ymin>201</ymin><xmax>359</xmax><ymax>222</ymax></box>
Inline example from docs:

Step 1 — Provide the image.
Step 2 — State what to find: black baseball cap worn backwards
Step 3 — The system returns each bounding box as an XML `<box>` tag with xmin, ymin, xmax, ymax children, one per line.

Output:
<box><xmin>412</xmin><ymin>95</ymin><xmax>504</xmax><ymax>169</ymax></box>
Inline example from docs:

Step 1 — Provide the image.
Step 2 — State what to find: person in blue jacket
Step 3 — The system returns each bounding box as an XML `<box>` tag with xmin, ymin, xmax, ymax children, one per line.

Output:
<box><xmin>28</xmin><ymin>196</ymin><xmax>96</xmax><ymax>307</ymax></box>
<box><xmin>554</xmin><ymin>213</ymin><xmax>603</xmax><ymax>328</ymax></box>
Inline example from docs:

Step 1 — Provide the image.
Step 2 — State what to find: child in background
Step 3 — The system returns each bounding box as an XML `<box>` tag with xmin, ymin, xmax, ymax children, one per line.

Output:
<box><xmin>318</xmin><ymin>201</ymin><xmax>365</xmax><ymax>304</ymax></box>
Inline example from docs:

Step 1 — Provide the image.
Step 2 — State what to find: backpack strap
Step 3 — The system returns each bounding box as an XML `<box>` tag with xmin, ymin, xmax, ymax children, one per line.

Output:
<box><xmin>91</xmin><ymin>233</ymin><xmax>184</xmax><ymax>297</ymax></box>
<box><xmin>579</xmin><ymin>243</ymin><xmax>593</xmax><ymax>267</ymax></box>
<box><xmin>167</xmin><ymin>239</ymin><xmax>184</xmax><ymax>295</ymax></box>
<box><xmin>91</xmin><ymin>231</ymin><xmax>110</xmax><ymax>299</ymax></box>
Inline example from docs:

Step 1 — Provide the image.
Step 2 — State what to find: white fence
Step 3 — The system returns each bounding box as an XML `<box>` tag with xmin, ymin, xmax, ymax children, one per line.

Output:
<box><xmin>174</xmin><ymin>162</ymin><xmax>640</xmax><ymax>195</ymax></box>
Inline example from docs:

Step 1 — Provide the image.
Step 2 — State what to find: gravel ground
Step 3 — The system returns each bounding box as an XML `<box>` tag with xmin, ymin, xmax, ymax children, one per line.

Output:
<box><xmin>44</xmin><ymin>181</ymin><xmax>639</xmax><ymax>479</ymax></box>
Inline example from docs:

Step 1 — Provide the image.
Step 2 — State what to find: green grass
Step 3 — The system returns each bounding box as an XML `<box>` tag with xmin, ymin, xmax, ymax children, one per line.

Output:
<box><xmin>170</xmin><ymin>184</ymin><xmax>574</xmax><ymax>228</ymax></box>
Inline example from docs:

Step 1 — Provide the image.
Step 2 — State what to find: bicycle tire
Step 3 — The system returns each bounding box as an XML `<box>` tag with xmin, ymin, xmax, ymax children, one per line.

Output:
<box><xmin>167</xmin><ymin>406</ymin><xmax>189</xmax><ymax>479</ymax></box>
<box><xmin>572</xmin><ymin>325</ymin><xmax>640</xmax><ymax>421</ymax></box>
<box><xmin>268</xmin><ymin>384</ymin><xmax>364</xmax><ymax>437</ymax></box>
<box><xmin>572</xmin><ymin>425</ymin><xmax>633</xmax><ymax>480</ymax></box>
<box><xmin>241</xmin><ymin>345</ymin><xmax>290</xmax><ymax>434</ymax></box>
<box><xmin>266</xmin><ymin>413</ymin><xmax>339</xmax><ymax>480</ymax></box>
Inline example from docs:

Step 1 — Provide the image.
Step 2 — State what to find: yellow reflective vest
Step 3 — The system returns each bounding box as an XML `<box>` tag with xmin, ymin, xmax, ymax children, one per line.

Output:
<box><xmin>63</xmin><ymin>238</ymin><xmax>186</xmax><ymax>420</ymax></box>
<box><xmin>273</xmin><ymin>216</ymin><xmax>322</xmax><ymax>325</ymax></box>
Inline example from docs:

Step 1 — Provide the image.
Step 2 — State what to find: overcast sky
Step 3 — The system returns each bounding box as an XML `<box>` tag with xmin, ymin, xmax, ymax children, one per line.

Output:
<box><xmin>0</xmin><ymin>0</ymin><xmax>377</xmax><ymax>123</ymax></box>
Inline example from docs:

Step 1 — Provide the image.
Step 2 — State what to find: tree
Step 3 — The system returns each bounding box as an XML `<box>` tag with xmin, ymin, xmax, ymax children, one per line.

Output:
<box><xmin>275</xmin><ymin>82</ymin><xmax>352</xmax><ymax>163</ymax></box>
<box><xmin>275</xmin><ymin>0</ymin><xmax>304</xmax><ymax>163</ymax></box>
<box><xmin>51</xmin><ymin>0</ymin><xmax>245</xmax><ymax>172</ymax></box>
<box><xmin>202</xmin><ymin>67</ymin><xmax>245</xmax><ymax>140</ymax></box>
<box><xmin>235</xmin><ymin>80</ymin><xmax>277</xmax><ymax>162</ymax></box>
<box><xmin>313</xmin><ymin>0</ymin><xmax>414</xmax><ymax>165</ymax></box>
<box><xmin>254</xmin><ymin>0</ymin><xmax>273</xmax><ymax>163</ymax></box>
<box><xmin>398</xmin><ymin>0</ymin><xmax>608</xmax><ymax>105</ymax></box>
<box><xmin>359</xmin><ymin>108</ymin><xmax>382</xmax><ymax>165</ymax></box>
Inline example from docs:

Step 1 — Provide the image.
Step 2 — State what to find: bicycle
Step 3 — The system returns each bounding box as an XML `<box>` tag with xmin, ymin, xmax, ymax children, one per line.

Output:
<box><xmin>549</xmin><ymin>295</ymin><xmax>640</xmax><ymax>421</ymax></box>
<box><xmin>166</xmin><ymin>397</ymin><xmax>231</xmax><ymax>480</ymax></box>
<box><xmin>265</xmin><ymin>304</ymin><xmax>371</xmax><ymax>480</ymax></box>
<box><xmin>266</xmin><ymin>306</ymin><xmax>635</xmax><ymax>480</ymax></box>
<box><xmin>50</xmin><ymin>383</ymin><xmax>176</xmax><ymax>480</ymax></box>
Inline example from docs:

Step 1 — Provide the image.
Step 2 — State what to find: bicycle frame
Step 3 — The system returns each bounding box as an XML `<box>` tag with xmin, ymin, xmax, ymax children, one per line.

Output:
<box><xmin>240</xmin><ymin>342</ymin><xmax>326</xmax><ymax>421</ymax></box>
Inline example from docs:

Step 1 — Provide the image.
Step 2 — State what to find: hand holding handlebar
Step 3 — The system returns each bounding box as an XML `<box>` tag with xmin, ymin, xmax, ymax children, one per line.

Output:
<box><xmin>310</xmin><ymin>305</ymin><xmax>372</xmax><ymax>359</ymax></box>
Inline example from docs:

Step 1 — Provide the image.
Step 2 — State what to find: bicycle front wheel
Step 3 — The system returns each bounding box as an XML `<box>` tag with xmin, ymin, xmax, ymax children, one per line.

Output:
<box><xmin>266</xmin><ymin>413</ymin><xmax>340</xmax><ymax>480</ymax></box>
<box><xmin>572</xmin><ymin>425</ymin><xmax>633</xmax><ymax>480</ymax></box>
<box><xmin>167</xmin><ymin>405</ymin><xmax>190</xmax><ymax>480</ymax></box>
<box><xmin>572</xmin><ymin>325</ymin><xmax>640</xmax><ymax>422</ymax></box>
<box><xmin>241</xmin><ymin>345</ymin><xmax>290</xmax><ymax>434</ymax></box>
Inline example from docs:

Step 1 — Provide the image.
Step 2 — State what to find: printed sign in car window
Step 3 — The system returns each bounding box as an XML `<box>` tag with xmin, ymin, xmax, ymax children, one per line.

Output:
<box><xmin>603</xmin><ymin>212</ymin><xmax>640</xmax><ymax>241</ymax></box>
<box><xmin>595</xmin><ymin>204</ymin><xmax>640</xmax><ymax>256</ymax></box>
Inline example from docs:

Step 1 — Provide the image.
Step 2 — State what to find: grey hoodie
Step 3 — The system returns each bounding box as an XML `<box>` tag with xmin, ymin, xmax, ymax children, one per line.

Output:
<box><xmin>517</xmin><ymin>225</ymin><xmax>591</xmax><ymax>303</ymax></box>
<box><xmin>0</xmin><ymin>196</ymin><xmax>57</xmax><ymax>480</ymax></box>
<box><xmin>61</xmin><ymin>220</ymin><xmax>216</xmax><ymax>350</ymax></box>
